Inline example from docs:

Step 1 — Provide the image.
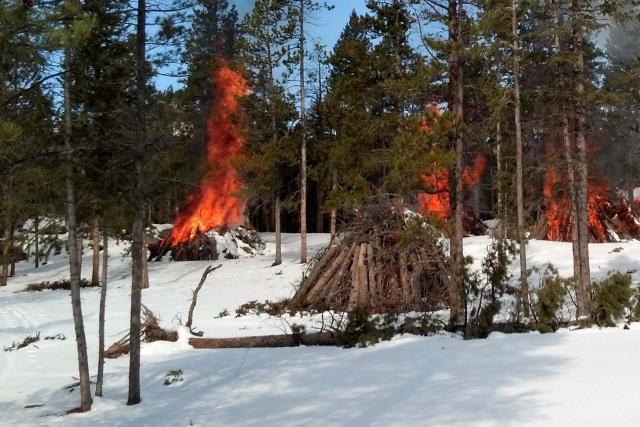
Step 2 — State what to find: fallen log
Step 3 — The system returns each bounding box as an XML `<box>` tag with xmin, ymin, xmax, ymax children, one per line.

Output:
<box><xmin>189</xmin><ymin>332</ymin><xmax>339</xmax><ymax>349</ymax></box>
<box><xmin>105</xmin><ymin>306</ymin><xmax>177</xmax><ymax>358</ymax></box>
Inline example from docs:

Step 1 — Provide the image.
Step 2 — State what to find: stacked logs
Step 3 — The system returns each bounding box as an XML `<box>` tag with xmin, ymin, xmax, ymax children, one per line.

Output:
<box><xmin>291</xmin><ymin>198</ymin><xmax>450</xmax><ymax>313</ymax></box>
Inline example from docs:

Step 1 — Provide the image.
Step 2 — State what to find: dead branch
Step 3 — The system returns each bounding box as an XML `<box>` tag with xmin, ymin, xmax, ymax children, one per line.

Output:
<box><xmin>186</xmin><ymin>264</ymin><xmax>222</xmax><ymax>335</ymax></box>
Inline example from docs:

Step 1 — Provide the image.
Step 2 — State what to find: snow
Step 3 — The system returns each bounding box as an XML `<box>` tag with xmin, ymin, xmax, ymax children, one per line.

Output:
<box><xmin>2</xmin><ymin>234</ymin><xmax>640</xmax><ymax>426</ymax></box>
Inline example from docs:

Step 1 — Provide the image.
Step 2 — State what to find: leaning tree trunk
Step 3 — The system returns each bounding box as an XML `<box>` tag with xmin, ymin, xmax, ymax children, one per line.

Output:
<box><xmin>95</xmin><ymin>230</ymin><xmax>108</xmax><ymax>397</ymax></box>
<box><xmin>91</xmin><ymin>216</ymin><xmax>100</xmax><ymax>286</ymax></box>
<box><xmin>128</xmin><ymin>0</ymin><xmax>146</xmax><ymax>406</ymax></box>
<box><xmin>299</xmin><ymin>0</ymin><xmax>308</xmax><ymax>264</ymax></box>
<box><xmin>571</xmin><ymin>0</ymin><xmax>592</xmax><ymax>318</ymax></box>
<box><xmin>448</xmin><ymin>0</ymin><xmax>465</xmax><ymax>328</ymax></box>
<box><xmin>63</xmin><ymin>44</ymin><xmax>92</xmax><ymax>412</ymax></box>
<box><xmin>512</xmin><ymin>0</ymin><xmax>529</xmax><ymax>318</ymax></box>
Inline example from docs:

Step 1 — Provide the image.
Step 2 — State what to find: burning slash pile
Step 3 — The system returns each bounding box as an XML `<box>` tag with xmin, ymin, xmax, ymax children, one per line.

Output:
<box><xmin>290</xmin><ymin>198</ymin><xmax>450</xmax><ymax>313</ymax></box>
<box><xmin>532</xmin><ymin>168</ymin><xmax>640</xmax><ymax>242</ymax></box>
<box><xmin>150</xmin><ymin>65</ymin><xmax>267</xmax><ymax>261</ymax></box>
<box><xmin>150</xmin><ymin>226</ymin><xmax>265</xmax><ymax>262</ymax></box>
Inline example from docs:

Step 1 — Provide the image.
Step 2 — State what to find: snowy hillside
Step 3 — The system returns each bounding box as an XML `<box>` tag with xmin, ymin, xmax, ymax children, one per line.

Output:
<box><xmin>2</xmin><ymin>234</ymin><xmax>640</xmax><ymax>426</ymax></box>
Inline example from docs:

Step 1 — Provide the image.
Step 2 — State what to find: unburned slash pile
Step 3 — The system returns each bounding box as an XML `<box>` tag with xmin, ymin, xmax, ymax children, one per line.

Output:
<box><xmin>291</xmin><ymin>199</ymin><xmax>451</xmax><ymax>313</ymax></box>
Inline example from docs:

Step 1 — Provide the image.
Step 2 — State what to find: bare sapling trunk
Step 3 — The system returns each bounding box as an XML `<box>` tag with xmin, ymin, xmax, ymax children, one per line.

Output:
<box><xmin>186</xmin><ymin>264</ymin><xmax>222</xmax><ymax>333</ymax></box>
<box><xmin>91</xmin><ymin>216</ymin><xmax>100</xmax><ymax>286</ymax></box>
<box><xmin>274</xmin><ymin>198</ymin><xmax>282</xmax><ymax>266</ymax></box>
<box><xmin>496</xmin><ymin>120</ymin><xmax>506</xmax><ymax>239</ymax></box>
<box><xmin>299</xmin><ymin>0</ymin><xmax>308</xmax><ymax>264</ymax></box>
<box><xmin>330</xmin><ymin>170</ymin><xmax>337</xmax><ymax>243</ymax></box>
<box><xmin>571</xmin><ymin>0</ymin><xmax>591</xmax><ymax>319</ymax></box>
<box><xmin>34</xmin><ymin>216</ymin><xmax>39</xmax><ymax>268</ymax></box>
<box><xmin>63</xmin><ymin>44</ymin><xmax>93</xmax><ymax>412</ymax></box>
<box><xmin>9</xmin><ymin>224</ymin><xmax>15</xmax><ymax>277</ymax></box>
<box><xmin>512</xmin><ymin>0</ymin><xmax>529</xmax><ymax>318</ymax></box>
<box><xmin>0</xmin><ymin>225</ymin><xmax>10</xmax><ymax>286</ymax></box>
<box><xmin>95</xmin><ymin>230</ymin><xmax>108</xmax><ymax>397</ymax></box>
<box><xmin>448</xmin><ymin>0</ymin><xmax>465</xmax><ymax>328</ymax></box>
<box><xmin>141</xmin><ymin>239</ymin><xmax>149</xmax><ymax>289</ymax></box>
<box><xmin>128</xmin><ymin>0</ymin><xmax>146</xmax><ymax>406</ymax></box>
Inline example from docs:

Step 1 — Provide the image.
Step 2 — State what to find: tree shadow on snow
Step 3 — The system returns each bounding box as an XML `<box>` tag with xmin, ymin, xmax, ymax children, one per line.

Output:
<box><xmin>5</xmin><ymin>331</ymin><xmax>570</xmax><ymax>427</ymax></box>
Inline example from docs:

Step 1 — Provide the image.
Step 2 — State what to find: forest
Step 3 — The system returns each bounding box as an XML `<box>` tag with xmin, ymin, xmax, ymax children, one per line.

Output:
<box><xmin>1</xmin><ymin>0</ymin><xmax>640</xmax><ymax>425</ymax></box>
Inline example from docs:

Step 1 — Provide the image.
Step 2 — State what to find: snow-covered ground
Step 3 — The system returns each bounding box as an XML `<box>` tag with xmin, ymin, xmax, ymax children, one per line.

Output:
<box><xmin>2</xmin><ymin>234</ymin><xmax>640</xmax><ymax>426</ymax></box>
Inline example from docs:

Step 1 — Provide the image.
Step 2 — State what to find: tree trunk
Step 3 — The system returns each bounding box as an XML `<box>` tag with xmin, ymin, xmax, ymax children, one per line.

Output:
<box><xmin>128</xmin><ymin>0</ymin><xmax>146</xmax><ymax>406</ymax></box>
<box><xmin>274</xmin><ymin>198</ymin><xmax>282</xmax><ymax>266</ymax></box>
<box><xmin>9</xmin><ymin>223</ymin><xmax>15</xmax><ymax>277</ymax></box>
<box><xmin>299</xmin><ymin>0</ymin><xmax>308</xmax><ymax>264</ymax></box>
<box><xmin>316</xmin><ymin>186</ymin><xmax>324</xmax><ymax>233</ymax></box>
<box><xmin>91</xmin><ymin>217</ymin><xmax>100</xmax><ymax>286</ymax></box>
<box><xmin>512</xmin><ymin>0</ymin><xmax>529</xmax><ymax>318</ymax></box>
<box><xmin>553</xmin><ymin>0</ymin><xmax>581</xmax><ymax>318</ymax></box>
<box><xmin>571</xmin><ymin>0</ymin><xmax>591</xmax><ymax>318</ymax></box>
<box><xmin>448</xmin><ymin>0</ymin><xmax>465</xmax><ymax>328</ymax></box>
<box><xmin>34</xmin><ymin>216</ymin><xmax>39</xmax><ymax>268</ymax></box>
<box><xmin>496</xmin><ymin>120</ymin><xmax>506</xmax><ymax>239</ymax></box>
<box><xmin>141</xmin><ymin>244</ymin><xmax>149</xmax><ymax>289</ymax></box>
<box><xmin>95</xmin><ymin>231</ymin><xmax>108</xmax><ymax>397</ymax></box>
<box><xmin>0</xmin><ymin>225</ymin><xmax>10</xmax><ymax>286</ymax></box>
<box><xmin>189</xmin><ymin>332</ymin><xmax>338</xmax><ymax>349</ymax></box>
<box><xmin>330</xmin><ymin>170</ymin><xmax>337</xmax><ymax>243</ymax></box>
<box><xmin>63</xmin><ymin>43</ymin><xmax>93</xmax><ymax>412</ymax></box>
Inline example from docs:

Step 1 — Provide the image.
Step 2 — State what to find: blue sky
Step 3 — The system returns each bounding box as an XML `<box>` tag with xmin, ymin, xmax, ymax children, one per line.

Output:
<box><xmin>155</xmin><ymin>0</ymin><xmax>370</xmax><ymax>91</ymax></box>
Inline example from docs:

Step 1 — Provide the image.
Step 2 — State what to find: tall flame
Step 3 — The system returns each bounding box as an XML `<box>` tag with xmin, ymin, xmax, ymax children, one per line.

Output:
<box><xmin>170</xmin><ymin>66</ymin><xmax>249</xmax><ymax>245</ymax></box>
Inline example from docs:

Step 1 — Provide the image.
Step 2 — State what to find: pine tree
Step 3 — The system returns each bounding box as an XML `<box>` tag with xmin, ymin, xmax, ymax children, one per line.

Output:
<box><xmin>241</xmin><ymin>0</ymin><xmax>297</xmax><ymax>266</ymax></box>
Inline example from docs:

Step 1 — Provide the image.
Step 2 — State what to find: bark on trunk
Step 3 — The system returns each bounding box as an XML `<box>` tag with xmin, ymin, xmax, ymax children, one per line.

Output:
<box><xmin>91</xmin><ymin>217</ymin><xmax>100</xmax><ymax>286</ymax></box>
<box><xmin>128</xmin><ymin>0</ymin><xmax>146</xmax><ymax>406</ymax></box>
<box><xmin>496</xmin><ymin>120</ymin><xmax>506</xmax><ymax>239</ymax></box>
<box><xmin>95</xmin><ymin>231</ymin><xmax>108</xmax><ymax>397</ymax></box>
<box><xmin>299</xmin><ymin>0</ymin><xmax>308</xmax><ymax>264</ymax></box>
<box><xmin>189</xmin><ymin>332</ymin><xmax>338</xmax><ymax>349</ymax></box>
<box><xmin>0</xmin><ymin>225</ymin><xmax>10</xmax><ymax>286</ymax></box>
<box><xmin>512</xmin><ymin>0</ymin><xmax>529</xmax><ymax>318</ymax></box>
<box><xmin>63</xmin><ymin>43</ymin><xmax>93</xmax><ymax>412</ymax></box>
<box><xmin>448</xmin><ymin>0</ymin><xmax>465</xmax><ymax>328</ymax></box>
<box><xmin>571</xmin><ymin>0</ymin><xmax>591</xmax><ymax>318</ymax></box>
<box><xmin>330</xmin><ymin>170</ymin><xmax>337</xmax><ymax>243</ymax></box>
<box><xmin>9</xmin><ymin>224</ymin><xmax>15</xmax><ymax>277</ymax></box>
<box><xmin>34</xmin><ymin>216</ymin><xmax>39</xmax><ymax>268</ymax></box>
<box><xmin>274</xmin><ymin>198</ymin><xmax>282</xmax><ymax>266</ymax></box>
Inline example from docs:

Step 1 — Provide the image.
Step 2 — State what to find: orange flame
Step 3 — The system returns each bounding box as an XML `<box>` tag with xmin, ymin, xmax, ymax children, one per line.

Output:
<box><xmin>416</xmin><ymin>105</ymin><xmax>485</xmax><ymax>221</ymax></box>
<box><xmin>543</xmin><ymin>168</ymin><xmax>565</xmax><ymax>240</ymax></box>
<box><xmin>170</xmin><ymin>66</ymin><xmax>249</xmax><ymax>245</ymax></box>
<box><xmin>463</xmin><ymin>154</ymin><xmax>486</xmax><ymax>188</ymax></box>
<box><xmin>543</xmin><ymin>166</ymin><xmax>608</xmax><ymax>242</ymax></box>
<box><xmin>418</xmin><ymin>169</ymin><xmax>450</xmax><ymax>220</ymax></box>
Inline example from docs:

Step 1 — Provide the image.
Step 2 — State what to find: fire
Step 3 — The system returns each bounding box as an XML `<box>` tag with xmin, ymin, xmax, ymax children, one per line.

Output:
<box><xmin>169</xmin><ymin>66</ymin><xmax>249</xmax><ymax>245</ymax></box>
<box><xmin>418</xmin><ymin>169</ymin><xmax>450</xmax><ymax>220</ymax></box>
<box><xmin>543</xmin><ymin>166</ymin><xmax>608</xmax><ymax>242</ymax></box>
<box><xmin>463</xmin><ymin>154</ymin><xmax>486</xmax><ymax>188</ymax></box>
<box><xmin>416</xmin><ymin>105</ymin><xmax>486</xmax><ymax>221</ymax></box>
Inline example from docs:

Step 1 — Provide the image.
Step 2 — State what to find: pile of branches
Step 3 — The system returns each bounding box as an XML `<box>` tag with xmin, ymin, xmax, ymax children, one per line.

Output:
<box><xmin>148</xmin><ymin>226</ymin><xmax>266</xmax><ymax>261</ymax></box>
<box><xmin>291</xmin><ymin>198</ymin><xmax>450</xmax><ymax>313</ymax></box>
<box><xmin>532</xmin><ymin>193</ymin><xmax>640</xmax><ymax>242</ymax></box>
<box><xmin>105</xmin><ymin>306</ymin><xmax>177</xmax><ymax>358</ymax></box>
